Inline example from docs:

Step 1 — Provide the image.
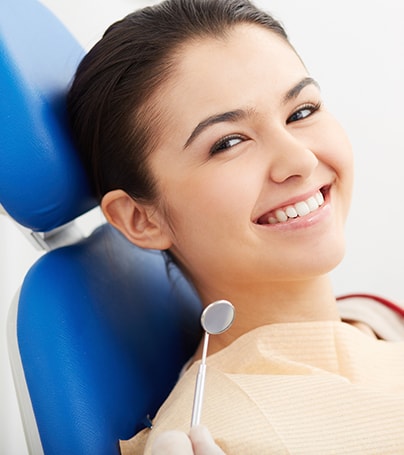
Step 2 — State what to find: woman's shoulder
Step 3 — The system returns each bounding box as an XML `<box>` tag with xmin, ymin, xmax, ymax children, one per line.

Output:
<box><xmin>123</xmin><ymin>363</ymin><xmax>288</xmax><ymax>454</ymax></box>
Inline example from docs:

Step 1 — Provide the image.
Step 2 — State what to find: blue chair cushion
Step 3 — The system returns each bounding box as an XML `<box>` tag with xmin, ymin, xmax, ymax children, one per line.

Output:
<box><xmin>18</xmin><ymin>224</ymin><xmax>202</xmax><ymax>454</ymax></box>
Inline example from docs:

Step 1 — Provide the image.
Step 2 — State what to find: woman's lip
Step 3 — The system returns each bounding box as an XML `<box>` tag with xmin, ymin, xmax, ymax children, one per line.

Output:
<box><xmin>263</xmin><ymin>197</ymin><xmax>331</xmax><ymax>231</ymax></box>
<box><xmin>254</xmin><ymin>186</ymin><xmax>330</xmax><ymax>225</ymax></box>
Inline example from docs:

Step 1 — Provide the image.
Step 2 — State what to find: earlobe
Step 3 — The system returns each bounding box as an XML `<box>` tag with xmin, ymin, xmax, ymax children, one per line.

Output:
<box><xmin>101</xmin><ymin>190</ymin><xmax>172</xmax><ymax>250</ymax></box>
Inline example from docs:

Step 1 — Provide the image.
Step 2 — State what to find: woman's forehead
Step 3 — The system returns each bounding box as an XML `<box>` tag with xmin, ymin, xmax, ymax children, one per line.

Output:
<box><xmin>154</xmin><ymin>25</ymin><xmax>306</xmax><ymax>121</ymax></box>
<box><xmin>140</xmin><ymin>24</ymin><xmax>307</xmax><ymax>157</ymax></box>
<box><xmin>176</xmin><ymin>24</ymin><xmax>295</xmax><ymax>70</ymax></box>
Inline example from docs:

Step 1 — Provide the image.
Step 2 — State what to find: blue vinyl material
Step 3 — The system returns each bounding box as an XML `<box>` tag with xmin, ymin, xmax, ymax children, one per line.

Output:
<box><xmin>18</xmin><ymin>224</ymin><xmax>201</xmax><ymax>454</ymax></box>
<box><xmin>1</xmin><ymin>0</ymin><xmax>203</xmax><ymax>453</ymax></box>
<box><xmin>0</xmin><ymin>0</ymin><xmax>96</xmax><ymax>231</ymax></box>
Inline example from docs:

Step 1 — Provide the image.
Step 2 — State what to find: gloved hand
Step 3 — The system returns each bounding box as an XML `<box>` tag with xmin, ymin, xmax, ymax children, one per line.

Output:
<box><xmin>152</xmin><ymin>425</ymin><xmax>225</xmax><ymax>455</ymax></box>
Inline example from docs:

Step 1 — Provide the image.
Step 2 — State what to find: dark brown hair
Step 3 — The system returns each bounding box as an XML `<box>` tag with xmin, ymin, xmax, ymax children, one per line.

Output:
<box><xmin>67</xmin><ymin>0</ymin><xmax>288</xmax><ymax>202</ymax></box>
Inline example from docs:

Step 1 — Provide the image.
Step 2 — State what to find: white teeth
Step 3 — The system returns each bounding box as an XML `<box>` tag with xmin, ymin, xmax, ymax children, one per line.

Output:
<box><xmin>285</xmin><ymin>206</ymin><xmax>298</xmax><ymax>218</ymax></box>
<box><xmin>266</xmin><ymin>190</ymin><xmax>325</xmax><ymax>225</ymax></box>
<box><xmin>275</xmin><ymin>209</ymin><xmax>288</xmax><ymax>222</ymax></box>
<box><xmin>306</xmin><ymin>196</ymin><xmax>319</xmax><ymax>211</ymax></box>
<box><xmin>315</xmin><ymin>191</ymin><xmax>324</xmax><ymax>205</ymax></box>
<box><xmin>295</xmin><ymin>201</ymin><xmax>310</xmax><ymax>217</ymax></box>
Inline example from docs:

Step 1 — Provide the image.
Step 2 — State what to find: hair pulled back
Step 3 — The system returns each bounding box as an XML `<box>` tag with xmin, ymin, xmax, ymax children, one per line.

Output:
<box><xmin>67</xmin><ymin>0</ymin><xmax>288</xmax><ymax>202</ymax></box>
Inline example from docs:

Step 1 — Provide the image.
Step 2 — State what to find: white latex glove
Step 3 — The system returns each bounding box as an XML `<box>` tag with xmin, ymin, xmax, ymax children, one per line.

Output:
<box><xmin>152</xmin><ymin>425</ymin><xmax>225</xmax><ymax>455</ymax></box>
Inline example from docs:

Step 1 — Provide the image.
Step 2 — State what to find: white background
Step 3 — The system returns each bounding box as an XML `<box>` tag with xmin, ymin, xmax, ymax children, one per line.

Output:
<box><xmin>1</xmin><ymin>1</ymin><xmax>403</xmax><ymax>453</ymax></box>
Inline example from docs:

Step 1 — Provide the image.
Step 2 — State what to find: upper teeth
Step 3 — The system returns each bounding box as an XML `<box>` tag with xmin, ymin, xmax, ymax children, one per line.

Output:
<box><xmin>267</xmin><ymin>191</ymin><xmax>324</xmax><ymax>224</ymax></box>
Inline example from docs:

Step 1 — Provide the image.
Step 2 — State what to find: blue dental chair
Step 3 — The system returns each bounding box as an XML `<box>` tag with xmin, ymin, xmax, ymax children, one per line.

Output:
<box><xmin>0</xmin><ymin>1</ymin><xmax>202</xmax><ymax>454</ymax></box>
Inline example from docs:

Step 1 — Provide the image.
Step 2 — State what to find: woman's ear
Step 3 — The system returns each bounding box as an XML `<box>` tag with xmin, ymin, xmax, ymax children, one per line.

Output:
<box><xmin>101</xmin><ymin>189</ymin><xmax>172</xmax><ymax>250</ymax></box>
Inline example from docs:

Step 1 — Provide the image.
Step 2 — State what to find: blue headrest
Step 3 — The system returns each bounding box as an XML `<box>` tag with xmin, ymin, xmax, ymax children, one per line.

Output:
<box><xmin>0</xmin><ymin>0</ymin><xmax>96</xmax><ymax>232</ymax></box>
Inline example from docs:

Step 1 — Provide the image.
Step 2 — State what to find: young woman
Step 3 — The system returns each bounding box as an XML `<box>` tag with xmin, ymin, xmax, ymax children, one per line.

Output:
<box><xmin>67</xmin><ymin>1</ymin><xmax>404</xmax><ymax>453</ymax></box>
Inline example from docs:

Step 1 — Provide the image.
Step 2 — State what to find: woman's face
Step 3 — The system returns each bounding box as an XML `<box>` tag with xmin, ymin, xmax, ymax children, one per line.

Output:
<box><xmin>147</xmin><ymin>24</ymin><xmax>354</xmax><ymax>302</ymax></box>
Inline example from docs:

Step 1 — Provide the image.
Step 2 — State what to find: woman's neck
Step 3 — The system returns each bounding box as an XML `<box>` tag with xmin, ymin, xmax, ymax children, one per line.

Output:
<box><xmin>193</xmin><ymin>274</ymin><xmax>339</xmax><ymax>359</ymax></box>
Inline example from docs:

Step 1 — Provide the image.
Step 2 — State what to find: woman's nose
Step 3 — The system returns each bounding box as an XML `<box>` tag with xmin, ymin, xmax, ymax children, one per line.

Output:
<box><xmin>267</xmin><ymin>132</ymin><xmax>319</xmax><ymax>184</ymax></box>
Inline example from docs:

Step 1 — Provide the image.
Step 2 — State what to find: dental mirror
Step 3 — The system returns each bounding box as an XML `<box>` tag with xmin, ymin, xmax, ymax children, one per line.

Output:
<box><xmin>191</xmin><ymin>300</ymin><xmax>235</xmax><ymax>427</ymax></box>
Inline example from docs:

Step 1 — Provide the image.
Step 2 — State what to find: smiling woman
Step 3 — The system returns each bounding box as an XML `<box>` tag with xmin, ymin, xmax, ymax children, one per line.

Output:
<box><xmin>67</xmin><ymin>0</ymin><xmax>404</xmax><ymax>454</ymax></box>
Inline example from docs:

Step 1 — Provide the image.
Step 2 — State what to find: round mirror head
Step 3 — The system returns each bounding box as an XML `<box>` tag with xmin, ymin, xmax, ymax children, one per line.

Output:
<box><xmin>200</xmin><ymin>300</ymin><xmax>235</xmax><ymax>335</ymax></box>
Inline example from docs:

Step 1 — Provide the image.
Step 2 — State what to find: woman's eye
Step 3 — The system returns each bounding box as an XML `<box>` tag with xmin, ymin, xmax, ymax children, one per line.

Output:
<box><xmin>286</xmin><ymin>102</ymin><xmax>321</xmax><ymax>124</ymax></box>
<box><xmin>210</xmin><ymin>135</ymin><xmax>245</xmax><ymax>155</ymax></box>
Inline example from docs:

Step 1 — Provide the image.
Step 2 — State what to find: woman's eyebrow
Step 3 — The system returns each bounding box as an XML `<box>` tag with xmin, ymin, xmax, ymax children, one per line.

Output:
<box><xmin>283</xmin><ymin>77</ymin><xmax>320</xmax><ymax>104</ymax></box>
<box><xmin>184</xmin><ymin>108</ymin><xmax>254</xmax><ymax>149</ymax></box>
<box><xmin>183</xmin><ymin>77</ymin><xmax>319</xmax><ymax>150</ymax></box>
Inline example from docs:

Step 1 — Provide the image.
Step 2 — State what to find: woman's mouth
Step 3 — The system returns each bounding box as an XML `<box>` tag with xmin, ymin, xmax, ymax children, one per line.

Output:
<box><xmin>256</xmin><ymin>188</ymin><xmax>328</xmax><ymax>225</ymax></box>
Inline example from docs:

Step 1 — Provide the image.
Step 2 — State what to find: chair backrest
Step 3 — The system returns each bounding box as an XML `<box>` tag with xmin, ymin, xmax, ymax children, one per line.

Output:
<box><xmin>1</xmin><ymin>1</ymin><xmax>202</xmax><ymax>454</ymax></box>
<box><xmin>12</xmin><ymin>225</ymin><xmax>201</xmax><ymax>455</ymax></box>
